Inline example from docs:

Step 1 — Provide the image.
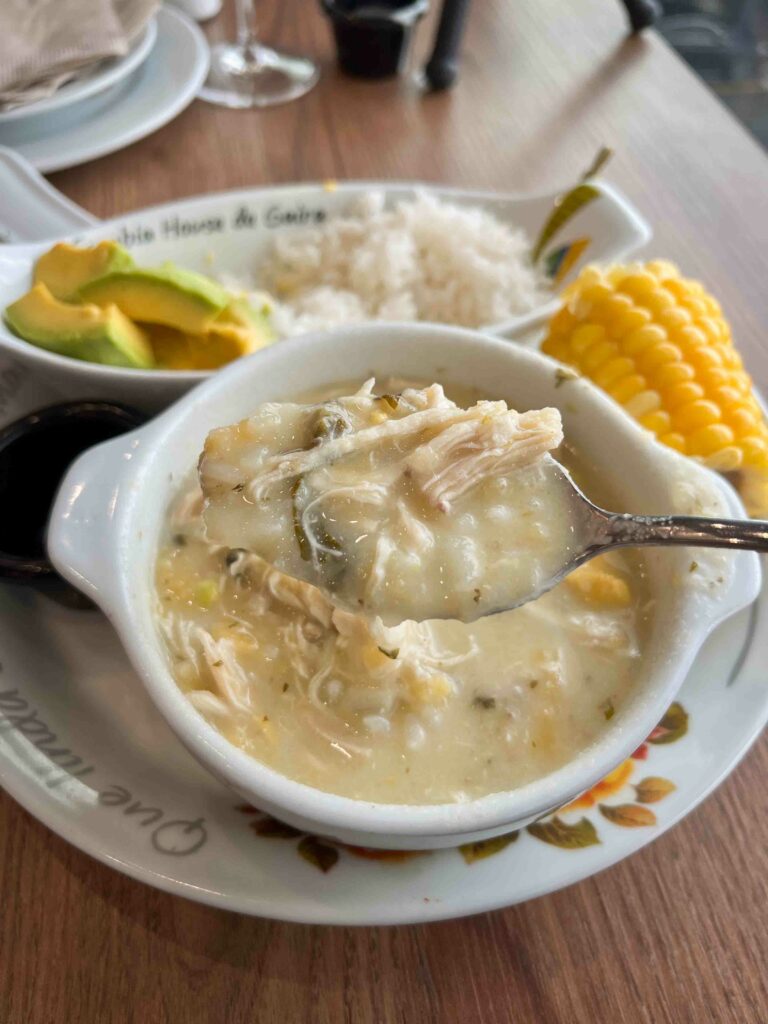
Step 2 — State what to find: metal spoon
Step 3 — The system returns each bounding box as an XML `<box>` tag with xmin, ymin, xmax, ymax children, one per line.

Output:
<box><xmin>508</xmin><ymin>461</ymin><xmax>768</xmax><ymax>612</ymax></box>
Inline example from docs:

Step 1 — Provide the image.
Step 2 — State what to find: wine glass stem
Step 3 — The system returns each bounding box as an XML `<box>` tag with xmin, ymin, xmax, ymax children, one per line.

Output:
<box><xmin>235</xmin><ymin>0</ymin><xmax>260</xmax><ymax>56</ymax></box>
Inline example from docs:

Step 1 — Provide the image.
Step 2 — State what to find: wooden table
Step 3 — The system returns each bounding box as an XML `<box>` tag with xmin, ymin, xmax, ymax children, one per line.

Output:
<box><xmin>2</xmin><ymin>1</ymin><xmax>767</xmax><ymax>1021</ymax></box>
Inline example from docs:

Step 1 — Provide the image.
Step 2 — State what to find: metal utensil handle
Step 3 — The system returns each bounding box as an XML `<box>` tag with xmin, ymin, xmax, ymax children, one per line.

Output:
<box><xmin>602</xmin><ymin>513</ymin><xmax>768</xmax><ymax>552</ymax></box>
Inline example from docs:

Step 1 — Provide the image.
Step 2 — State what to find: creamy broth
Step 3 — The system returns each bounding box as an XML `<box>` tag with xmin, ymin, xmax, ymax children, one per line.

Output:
<box><xmin>200</xmin><ymin>382</ymin><xmax>582</xmax><ymax>624</ymax></box>
<box><xmin>155</xmin><ymin>380</ymin><xmax>648</xmax><ymax>805</ymax></box>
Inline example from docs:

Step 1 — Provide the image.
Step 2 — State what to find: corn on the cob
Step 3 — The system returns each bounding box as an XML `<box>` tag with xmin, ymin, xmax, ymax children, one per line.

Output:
<box><xmin>542</xmin><ymin>261</ymin><xmax>768</xmax><ymax>516</ymax></box>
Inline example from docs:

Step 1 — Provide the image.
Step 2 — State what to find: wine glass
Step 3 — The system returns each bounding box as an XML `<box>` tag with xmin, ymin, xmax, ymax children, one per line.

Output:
<box><xmin>199</xmin><ymin>0</ymin><xmax>320</xmax><ymax>109</ymax></box>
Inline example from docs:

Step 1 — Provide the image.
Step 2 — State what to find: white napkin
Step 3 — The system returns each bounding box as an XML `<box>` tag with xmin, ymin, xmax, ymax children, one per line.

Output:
<box><xmin>0</xmin><ymin>0</ymin><xmax>158</xmax><ymax>111</ymax></box>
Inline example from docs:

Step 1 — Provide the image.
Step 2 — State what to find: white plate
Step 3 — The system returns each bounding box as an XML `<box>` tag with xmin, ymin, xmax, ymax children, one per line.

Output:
<box><xmin>0</xmin><ymin>7</ymin><xmax>208</xmax><ymax>174</ymax></box>
<box><xmin>0</xmin><ymin>361</ymin><xmax>764</xmax><ymax>923</ymax></box>
<box><xmin>0</xmin><ymin>19</ymin><xmax>158</xmax><ymax>126</ymax></box>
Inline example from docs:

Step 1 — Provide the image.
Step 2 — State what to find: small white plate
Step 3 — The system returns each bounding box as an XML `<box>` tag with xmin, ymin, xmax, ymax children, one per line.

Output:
<box><xmin>0</xmin><ymin>360</ymin><xmax>764</xmax><ymax>923</ymax></box>
<box><xmin>0</xmin><ymin>7</ymin><xmax>208</xmax><ymax>174</ymax></box>
<box><xmin>0</xmin><ymin>19</ymin><xmax>158</xmax><ymax>126</ymax></box>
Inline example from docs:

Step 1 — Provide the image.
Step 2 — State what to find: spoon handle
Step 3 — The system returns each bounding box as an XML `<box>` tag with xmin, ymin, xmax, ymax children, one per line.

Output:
<box><xmin>600</xmin><ymin>513</ymin><xmax>768</xmax><ymax>553</ymax></box>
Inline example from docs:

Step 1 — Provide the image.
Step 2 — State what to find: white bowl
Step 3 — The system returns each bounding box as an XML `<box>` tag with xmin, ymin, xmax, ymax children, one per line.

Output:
<box><xmin>47</xmin><ymin>324</ymin><xmax>761</xmax><ymax>849</ymax></box>
<box><xmin>0</xmin><ymin>178</ymin><xmax>650</xmax><ymax>412</ymax></box>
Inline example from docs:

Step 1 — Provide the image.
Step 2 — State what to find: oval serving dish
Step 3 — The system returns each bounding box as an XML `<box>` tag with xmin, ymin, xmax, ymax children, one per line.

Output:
<box><xmin>0</xmin><ymin>170</ymin><xmax>650</xmax><ymax>411</ymax></box>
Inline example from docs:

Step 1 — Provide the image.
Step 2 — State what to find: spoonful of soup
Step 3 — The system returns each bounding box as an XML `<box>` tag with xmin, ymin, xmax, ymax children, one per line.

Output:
<box><xmin>199</xmin><ymin>380</ymin><xmax>768</xmax><ymax>626</ymax></box>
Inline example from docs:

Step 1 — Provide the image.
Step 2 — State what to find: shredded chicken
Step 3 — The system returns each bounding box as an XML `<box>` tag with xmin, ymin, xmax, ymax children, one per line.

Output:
<box><xmin>395</xmin><ymin>500</ymin><xmax>435</xmax><ymax>554</ymax></box>
<box><xmin>259</xmin><ymin>562</ymin><xmax>334</xmax><ymax>628</ymax></box>
<box><xmin>187</xmin><ymin>690</ymin><xmax>231</xmax><ymax>717</ymax></box>
<box><xmin>246</xmin><ymin>400</ymin><xmax>512</xmax><ymax>499</ymax></box>
<box><xmin>171</xmin><ymin>487</ymin><xmax>205</xmax><ymax>528</ymax></box>
<box><xmin>198</xmin><ymin>630</ymin><xmax>253</xmax><ymax>713</ymax></box>
<box><xmin>404</xmin><ymin>406</ymin><xmax>563</xmax><ymax>512</ymax></box>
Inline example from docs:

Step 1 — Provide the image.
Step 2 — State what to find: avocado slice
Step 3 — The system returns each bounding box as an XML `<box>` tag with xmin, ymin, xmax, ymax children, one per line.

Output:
<box><xmin>4</xmin><ymin>284</ymin><xmax>154</xmax><ymax>369</ymax></box>
<box><xmin>33</xmin><ymin>241</ymin><xmax>135</xmax><ymax>301</ymax></box>
<box><xmin>145</xmin><ymin>292</ymin><xmax>276</xmax><ymax>370</ymax></box>
<box><xmin>215</xmin><ymin>293</ymin><xmax>276</xmax><ymax>346</ymax></box>
<box><xmin>144</xmin><ymin>319</ymin><xmax>273</xmax><ymax>371</ymax></box>
<box><xmin>79</xmin><ymin>264</ymin><xmax>230</xmax><ymax>334</ymax></box>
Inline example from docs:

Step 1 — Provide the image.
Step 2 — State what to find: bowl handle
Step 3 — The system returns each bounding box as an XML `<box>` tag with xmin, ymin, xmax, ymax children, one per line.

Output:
<box><xmin>0</xmin><ymin>146</ymin><xmax>99</xmax><ymax>244</ymax></box>
<box><xmin>46</xmin><ymin>429</ymin><xmax>143</xmax><ymax>604</ymax></box>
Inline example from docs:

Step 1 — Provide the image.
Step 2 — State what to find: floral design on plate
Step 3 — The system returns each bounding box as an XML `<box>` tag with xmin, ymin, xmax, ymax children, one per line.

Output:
<box><xmin>239</xmin><ymin>702</ymin><xmax>688</xmax><ymax>871</ymax></box>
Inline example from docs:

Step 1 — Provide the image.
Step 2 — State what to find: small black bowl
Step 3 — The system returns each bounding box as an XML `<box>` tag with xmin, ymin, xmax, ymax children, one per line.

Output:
<box><xmin>0</xmin><ymin>400</ymin><xmax>146</xmax><ymax>604</ymax></box>
<box><xmin>321</xmin><ymin>0</ymin><xmax>430</xmax><ymax>79</ymax></box>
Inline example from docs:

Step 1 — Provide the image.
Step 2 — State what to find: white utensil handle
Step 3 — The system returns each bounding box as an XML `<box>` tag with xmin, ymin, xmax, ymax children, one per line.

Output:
<box><xmin>0</xmin><ymin>146</ymin><xmax>98</xmax><ymax>244</ymax></box>
<box><xmin>47</xmin><ymin>430</ymin><xmax>140</xmax><ymax>602</ymax></box>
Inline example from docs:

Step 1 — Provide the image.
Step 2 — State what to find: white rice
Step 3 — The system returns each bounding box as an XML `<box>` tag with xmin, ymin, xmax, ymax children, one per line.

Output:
<box><xmin>254</xmin><ymin>192</ymin><xmax>548</xmax><ymax>337</ymax></box>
